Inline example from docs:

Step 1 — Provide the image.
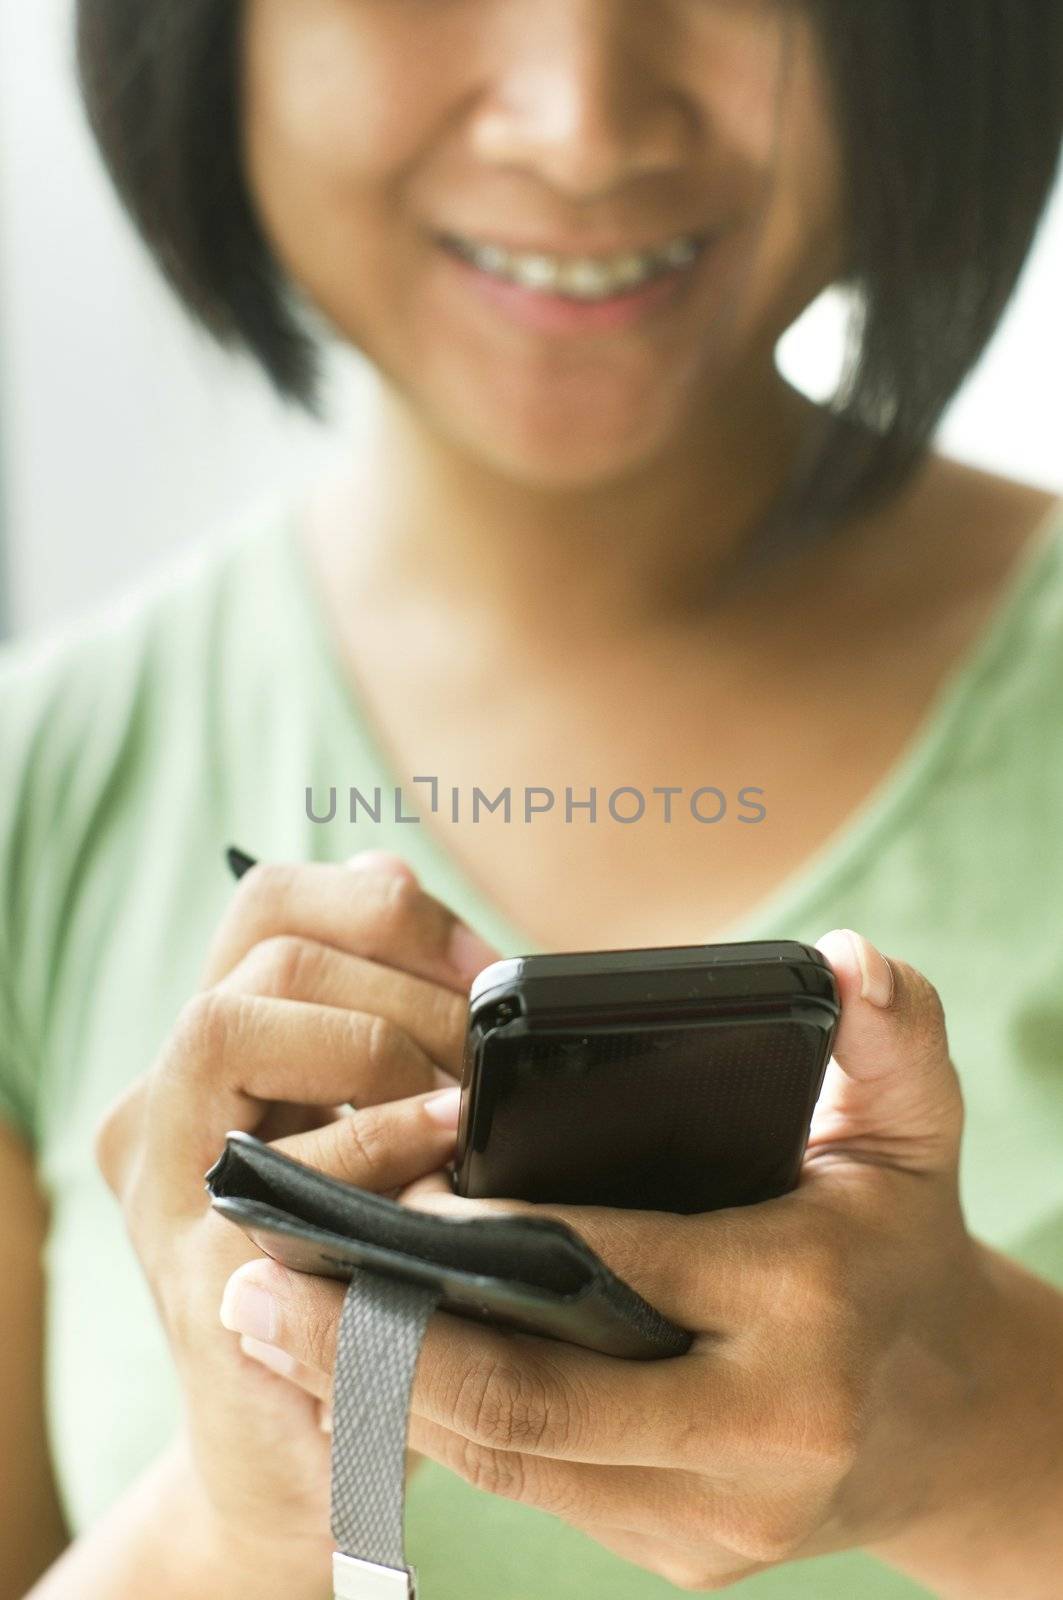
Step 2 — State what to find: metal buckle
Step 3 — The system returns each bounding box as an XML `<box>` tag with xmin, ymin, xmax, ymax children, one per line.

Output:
<box><xmin>333</xmin><ymin>1550</ymin><xmax>418</xmax><ymax>1599</ymax></box>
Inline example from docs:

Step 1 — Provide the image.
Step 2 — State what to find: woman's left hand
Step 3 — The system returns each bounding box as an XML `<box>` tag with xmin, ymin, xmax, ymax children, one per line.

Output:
<box><xmin>220</xmin><ymin>929</ymin><xmax>1063</xmax><ymax>1594</ymax></box>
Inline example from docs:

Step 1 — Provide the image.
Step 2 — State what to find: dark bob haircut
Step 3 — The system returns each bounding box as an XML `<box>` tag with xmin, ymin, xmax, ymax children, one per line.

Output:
<box><xmin>76</xmin><ymin>1</ymin><xmax>1062</xmax><ymax>547</ymax></box>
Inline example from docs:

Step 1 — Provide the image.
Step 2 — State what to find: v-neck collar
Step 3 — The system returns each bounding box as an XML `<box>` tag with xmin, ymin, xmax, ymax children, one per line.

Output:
<box><xmin>273</xmin><ymin>494</ymin><xmax>1063</xmax><ymax>955</ymax></box>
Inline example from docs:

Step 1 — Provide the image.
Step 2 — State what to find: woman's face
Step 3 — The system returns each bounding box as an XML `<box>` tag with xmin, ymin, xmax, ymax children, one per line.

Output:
<box><xmin>243</xmin><ymin>0</ymin><xmax>843</xmax><ymax>487</ymax></box>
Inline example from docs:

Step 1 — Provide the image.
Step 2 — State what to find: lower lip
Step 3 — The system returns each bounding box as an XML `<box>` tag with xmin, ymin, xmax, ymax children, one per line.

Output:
<box><xmin>437</xmin><ymin>241</ymin><xmax>709</xmax><ymax>335</ymax></box>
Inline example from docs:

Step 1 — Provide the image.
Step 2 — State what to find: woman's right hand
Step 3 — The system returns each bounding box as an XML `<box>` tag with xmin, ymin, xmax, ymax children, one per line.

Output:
<box><xmin>93</xmin><ymin>852</ymin><xmax>498</xmax><ymax>1595</ymax></box>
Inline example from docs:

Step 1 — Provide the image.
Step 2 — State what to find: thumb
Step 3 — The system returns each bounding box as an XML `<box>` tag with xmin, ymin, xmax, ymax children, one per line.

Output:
<box><xmin>809</xmin><ymin>928</ymin><xmax>964</xmax><ymax>1174</ymax></box>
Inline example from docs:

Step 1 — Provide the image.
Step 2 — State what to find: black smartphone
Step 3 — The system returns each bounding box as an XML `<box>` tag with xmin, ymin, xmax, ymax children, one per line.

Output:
<box><xmin>452</xmin><ymin>940</ymin><xmax>839</xmax><ymax>1214</ymax></box>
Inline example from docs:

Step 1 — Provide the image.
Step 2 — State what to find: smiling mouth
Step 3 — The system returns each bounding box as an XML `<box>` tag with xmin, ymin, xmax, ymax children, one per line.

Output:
<box><xmin>437</xmin><ymin>232</ymin><xmax>710</xmax><ymax>302</ymax></box>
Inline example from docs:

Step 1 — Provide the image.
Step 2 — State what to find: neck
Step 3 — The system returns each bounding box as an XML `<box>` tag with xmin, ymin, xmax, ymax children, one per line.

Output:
<box><xmin>314</xmin><ymin>365</ymin><xmax>816</xmax><ymax>652</ymax></box>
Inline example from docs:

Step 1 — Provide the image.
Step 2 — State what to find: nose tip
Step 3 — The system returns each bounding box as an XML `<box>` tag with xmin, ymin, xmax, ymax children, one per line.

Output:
<box><xmin>470</xmin><ymin>17</ymin><xmax>696</xmax><ymax>198</ymax></box>
<box><xmin>479</xmin><ymin>95</ymin><xmax>688</xmax><ymax>197</ymax></box>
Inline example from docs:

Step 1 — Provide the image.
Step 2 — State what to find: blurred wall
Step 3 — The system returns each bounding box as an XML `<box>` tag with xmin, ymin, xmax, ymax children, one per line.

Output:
<box><xmin>1</xmin><ymin>0</ymin><xmax>1060</xmax><ymax>641</ymax></box>
<box><xmin>0</xmin><ymin>0</ymin><xmax>359</xmax><ymax>641</ymax></box>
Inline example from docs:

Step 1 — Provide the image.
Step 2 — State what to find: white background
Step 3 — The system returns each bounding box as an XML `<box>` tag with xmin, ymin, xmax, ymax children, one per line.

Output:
<box><xmin>1</xmin><ymin>0</ymin><xmax>1060</xmax><ymax>639</ymax></box>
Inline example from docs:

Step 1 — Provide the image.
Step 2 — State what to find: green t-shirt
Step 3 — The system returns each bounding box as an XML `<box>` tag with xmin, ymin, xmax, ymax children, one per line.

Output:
<box><xmin>2</xmin><ymin>497</ymin><xmax>1063</xmax><ymax>1599</ymax></box>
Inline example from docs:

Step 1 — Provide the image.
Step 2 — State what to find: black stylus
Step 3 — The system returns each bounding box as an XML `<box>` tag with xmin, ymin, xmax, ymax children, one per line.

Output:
<box><xmin>226</xmin><ymin>845</ymin><xmax>258</xmax><ymax>880</ymax></box>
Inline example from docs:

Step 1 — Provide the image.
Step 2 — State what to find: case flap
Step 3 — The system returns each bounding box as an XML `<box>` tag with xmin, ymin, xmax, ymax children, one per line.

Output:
<box><xmin>206</xmin><ymin>1132</ymin><xmax>692</xmax><ymax>1360</ymax></box>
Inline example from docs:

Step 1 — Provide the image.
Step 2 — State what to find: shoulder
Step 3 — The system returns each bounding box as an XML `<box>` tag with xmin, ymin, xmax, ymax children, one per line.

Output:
<box><xmin>0</xmin><ymin>502</ymin><xmax>300</xmax><ymax>861</ymax></box>
<box><xmin>0</xmin><ymin>503</ymin><xmax>294</xmax><ymax>1136</ymax></box>
<box><xmin>903</xmin><ymin>455</ymin><xmax>1062</xmax><ymax>577</ymax></box>
<box><xmin>0</xmin><ymin>502</ymin><xmax>291</xmax><ymax>752</ymax></box>
<box><xmin>920</xmin><ymin>457</ymin><xmax>1063</xmax><ymax>656</ymax></box>
<box><xmin>911</xmin><ymin>455</ymin><xmax>1063</xmax><ymax>681</ymax></box>
<box><xmin>849</xmin><ymin>454</ymin><xmax>1063</xmax><ymax>661</ymax></box>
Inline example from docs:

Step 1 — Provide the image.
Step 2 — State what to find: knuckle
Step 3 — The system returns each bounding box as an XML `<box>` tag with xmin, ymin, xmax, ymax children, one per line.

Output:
<box><xmin>453</xmin><ymin>1356</ymin><xmax>555</xmax><ymax>1452</ymax></box>
<box><xmin>376</xmin><ymin>869</ymin><xmax>424</xmax><ymax>943</ymax></box>
<box><xmin>911</xmin><ymin>966</ymin><xmax>946</xmax><ymax>1025</ymax></box>
<box><xmin>758</xmin><ymin>1223</ymin><xmax>849</xmax><ymax>1329</ymax></box>
<box><xmin>449</xmin><ymin>1438</ymin><xmax>587</xmax><ymax>1524</ymax></box>
<box><xmin>350</xmin><ymin>849</ymin><xmax>417</xmax><ymax>881</ymax></box>
<box><xmin>301</xmin><ymin>1305</ymin><xmax>337</xmax><ymax>1375</ymax></box>
<box><xmin>252</xmin><ymin>935</ymin><xmax>319</xmax><ymax>997</ymax></box>
<box><xmin>778</xmin><ymin>1373</ymin><xmax>864</xmax><ymax>1480</ymax></box>
<box><xmin>670</xmin><ymin>1410</ymin><xmax>709</xmax><ymax>1471</ymax></box>
<box><xmin>806</xmin><ymin>1388</ymin><xmax>863</xmax><ymax>1475</ymax></box>
<box><xmin>337</xmin><ymin>1105</ymin><xmax>392</xmax><ymax>1186</ymax></box>
<box><xmin>169</xmin><ymin>988</ymin><xmax>238</xmax><ymax>1073</ymax></box>
<box><xmin>363</xmin><ymin>1012</ymin><xmax>408</xmax><ymax>1083</ymax></box>
<box><xmin>234</xmin><ymin>860</ymin><xmax>294</xmax><ymax>919</ymax></box>
<box><xmin>666</xmin><ymin>1499</ymin><xmax>714</xmax><ymax>1549</ymax></box>
<box><xmin>706</xmin><ymin>1496</ymin><xmax>815</xmax><ymax>1567</ymax></box>
<box><xmin>92</xmin><ymin>1098</ymin><xmax>127</xmax><ymax>1192</ymax></box>
<box><xmin>736</xmin><ymin>1512</ymin><xmax>808</xmax><ymax>1565</ymax></box>
<box><xmin>157</xmin><ymin>1236</ymin><xmax>220</xmax><ymax>1349</ymax></box>
<box><xmin>793</xmin><ymin>1225</ymin><xmax>852</xmax><ymax>1318</ymax></box>
<box><xmin>452</xmin><ymin>1437</ymin><xmax>527</xmax><ymax>1502</ymax></box>
<box><xmin>428</xmin><ymin>985</ymin><xmax>468</xmax><ymax>1062</ymax></box>
<box><xmin>895</xmin><ymin>961</ymin><xmax>947</xmax><ymax>1050</ymax></box>
<box><xmin>655</xmin><ymin>1555</ymin><xmax>737</xmax><ymax>1592</ymax></box>
<box><xmin>225</xmin><ymin>861</ymin><xmax>295</xmax><ymax>951</ymax></box>
<box><xmin>92</xmin><ymin>1082</ymin><xmax>147</xmax><ymax>1202</ymax></box>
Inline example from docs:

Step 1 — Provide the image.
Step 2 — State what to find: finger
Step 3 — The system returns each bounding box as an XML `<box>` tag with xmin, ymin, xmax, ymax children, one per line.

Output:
<box><xmin>217</xmin><ymin>1088</ymin><xmax>462</xmax><ymax>1340</ymax></box>
<box><xmin>201</xmin><ymin>859</ymin><xmax>499</xmax><ymax>992</ymax></box>
<box><xmin>811</xmin><ymin>929</ymin><xmax>964</xmax><ymax>1172</ymax></box>
<box><xmin>220</xmin><ymin>1257</ymin><xmax>348</xmax><ymax>1377</ymax></box>
<box><xmin>170</xmin><ymin>985</ymin><xmax>438</xmax><ymax>1152</ymax></box>
<box><xmin>406</xmin><ymin>1413</ymin><xmax>709</xmax><ymax>1545</ymax></box>
<box><xmin>216</xmin><ymin>937</ymin><xmax>466</xmax><ymax>1078</ymax></box>
<box><xmin>238</xmin><ymin>1335</ymin><xmax>332</xmax><ymax>1402</ymax></box>
<box><xmin>399</xmin><ymin>1169</ymin><xmax>460</xmax><ymax>1206</ymax></box>
<box><xmin>400</xmin><ymin>1178</ymin><xmax>530</xmax><ymax>1217</ymax></box>
<box><xmin>139</xmin><ymin>991</ymin><xmax>450</xmax><ymax>1191</ymax></box>
<box><xmin>227</xmin><ymin>846</ymin><xmax>417</xmax><ymax>886</ymax></box>
<box><xmin>343</xmin><ymin>849</ymin><xmax>419</xmax><ymax>878</ymax></box>
<box><xmin>402</xmin><ymin>1181</ymin><xmax>843</xmax><ymax>1338</ymax></box>
<box><xmin>401</xmin><ymin>1183</ymin><xmax>750</xmax><ymax>1332</ymax></box>
<box><xmin>237</xmin><ymin>1308</ymin><xmax>728</xmax><ymax>1564</ymax></box>
<box><xmin>220</xmin><ymin>1252</ymin><xmax>703</xmax><ymax>1467</ymax></box>
<box><xmin>271</xmin><ymin>1086</ymin><xmax>462</xmax><ymax>1193</ymax></box>
<box><xmin>562</xmin><ymin>1519</ymin><xmax>770</xmax><ymax>1591</ymax></box>
<box><xmin>408</xmin><ymin>1416</ymin><xmax>773</xmax><ymax>1584</ymax></box>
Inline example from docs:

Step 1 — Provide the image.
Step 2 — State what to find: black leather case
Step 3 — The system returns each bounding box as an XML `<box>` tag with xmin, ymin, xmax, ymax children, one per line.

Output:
<box><xmin>206</xmin><ymin>1132</ymin><xmax>693</xmax><ymax>1360</ymax></box>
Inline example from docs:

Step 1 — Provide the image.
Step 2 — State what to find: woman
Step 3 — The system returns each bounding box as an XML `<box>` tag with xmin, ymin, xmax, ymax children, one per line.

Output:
<box><xmin>2</xmin><ymin>1</ymin><xmax>1061</xmax><ymax>1595</ymax></box>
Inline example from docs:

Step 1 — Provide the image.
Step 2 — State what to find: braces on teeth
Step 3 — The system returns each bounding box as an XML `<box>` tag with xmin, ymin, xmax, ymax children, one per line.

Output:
<box><xmin>446</xmin><ymin>235</ymin><xmax>703</xmax><ymax>299</ymax></box>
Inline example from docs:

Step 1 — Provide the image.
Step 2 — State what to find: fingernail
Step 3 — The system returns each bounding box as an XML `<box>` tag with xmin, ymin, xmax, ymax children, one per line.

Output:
<box><xmin>423</xmin><ymin>1086</ymin><xmax>462</xmax><ymax>1128</ymax></box>
<box><xmin>220</xmin><ymin>1277</ymin><xmax>277</xmax><ymax>1343</ymax></box>
<box><xmin>320</xmin><ymin>1406</ymin><xmax>333</xmax><ymax>1434</ymax></box>
<box><xmin>448</xmin><ymin>922</ymin><xmax>499</xmax><ymax>984</ymax></box>
<box><xmin>240</xmin><ymin>1334</ymin><xmax>297</xmax><ymax>1377</ymax></box>
<box><xmin>843</xmin><ymin>929</ymin><xmax>895</xmax><ymax>1008</ymax></box>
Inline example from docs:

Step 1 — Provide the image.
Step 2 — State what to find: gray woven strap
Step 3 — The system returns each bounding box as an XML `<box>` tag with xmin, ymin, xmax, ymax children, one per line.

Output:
<box><xmin>330</xmin><ymin>1269</ymin><xmax>441</xmax><ymax>1598</ymax></box>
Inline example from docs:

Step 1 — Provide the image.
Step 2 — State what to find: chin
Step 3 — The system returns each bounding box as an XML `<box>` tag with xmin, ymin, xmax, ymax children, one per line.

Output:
<box><xmin>425</xmin><ymin>377</ymin><xmax>691</xmax><ymax>492</ymax></box>
<box><xmin>458</xmin><ymin>419</ymin><xmax>677</xmax><ymax>492</ymax></box>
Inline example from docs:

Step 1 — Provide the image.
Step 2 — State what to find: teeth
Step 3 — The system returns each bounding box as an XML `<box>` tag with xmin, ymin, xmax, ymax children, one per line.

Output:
<box><xmin>611</xmin><ymin>253</ymin><xmax>653</xmax><ymax>288</ymax></box>
<box><xmin>557</xmin><ymin>259</ymin><xmax>618</xmax><ymax>297</ymax></box>
<box><xmin>659</xmin><ymin>237</ymin><xmax>699</xmax><ymax>269</ymax></box>
<box><xmin>512</xmin><ymin>254</ymin><xmax>563</xmax><ymax>290</ymax></box>
<box><xmin>449</xmin><ymin>234</ymin><xmax>703</xmax><ymax>300</ymax></box>
<box><xmin>475</xmin><ymin>243</ymin><xmax>510</xmax><ymax>275</ymax></box>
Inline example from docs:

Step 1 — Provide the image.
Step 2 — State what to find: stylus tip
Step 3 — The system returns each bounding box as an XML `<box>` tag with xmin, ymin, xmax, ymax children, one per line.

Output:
<box><xmin>225</xmin><ymin>844</ymin><xmax>258</xmax><ymax>880</ymax></box>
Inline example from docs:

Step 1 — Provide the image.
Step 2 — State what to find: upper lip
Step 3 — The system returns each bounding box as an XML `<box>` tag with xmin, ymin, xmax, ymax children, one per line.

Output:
<box><xmin>437</xmin><ymin>229</ymin><xmax>708</xmax><ymax>257</ymax></box>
